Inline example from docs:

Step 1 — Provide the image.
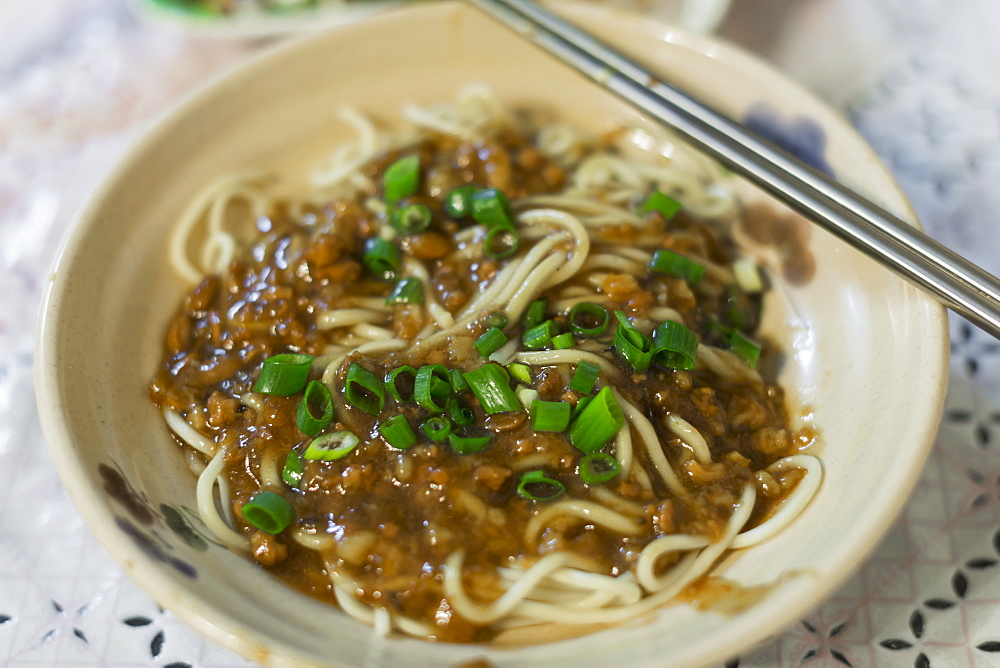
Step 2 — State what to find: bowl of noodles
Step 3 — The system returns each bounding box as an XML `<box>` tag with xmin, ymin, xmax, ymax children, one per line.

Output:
<box><xmin>35</xmin><ymin>1</ymin><xmax>949</xmax><ymax>666</ymax></box>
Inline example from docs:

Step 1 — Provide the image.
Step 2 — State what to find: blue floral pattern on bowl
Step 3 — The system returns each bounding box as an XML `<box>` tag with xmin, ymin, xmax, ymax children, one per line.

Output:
<box><xmin>744</xmin><ymin>104</ymin><xmax>834</xmax><ymax>177</ymax></box>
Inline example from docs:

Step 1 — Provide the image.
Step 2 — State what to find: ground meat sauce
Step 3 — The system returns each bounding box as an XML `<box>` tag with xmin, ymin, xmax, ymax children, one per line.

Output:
<box><xmin>149</xmin><ymin>125</ymin><xmax>811</xmax><ymax>643</ymax></box>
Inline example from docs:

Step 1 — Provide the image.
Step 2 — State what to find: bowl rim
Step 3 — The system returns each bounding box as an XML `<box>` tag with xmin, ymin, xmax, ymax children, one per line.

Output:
<box><xmin>34</xmin><ymin>2</ymin><xmax>950</xmax><ymax>666</ymax></box>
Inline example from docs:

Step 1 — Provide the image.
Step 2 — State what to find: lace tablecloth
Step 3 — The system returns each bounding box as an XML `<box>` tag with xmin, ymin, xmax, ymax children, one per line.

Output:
<box><xmin>2</xmin><ymin>1</ymin><xmax>998</xmax><ymax>666</ymax></box>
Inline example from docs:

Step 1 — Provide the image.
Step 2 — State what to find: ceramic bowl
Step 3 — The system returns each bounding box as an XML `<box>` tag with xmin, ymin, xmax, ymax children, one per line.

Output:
<box><xmin>35</xmin><ymin>2</ymin><xmax>949</xmax><ymax>666</ymax></box>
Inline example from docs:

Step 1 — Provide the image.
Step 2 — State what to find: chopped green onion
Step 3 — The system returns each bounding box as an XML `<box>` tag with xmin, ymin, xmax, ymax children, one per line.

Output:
<box><xmin>474</xmin><ymin>326</ymin><xmax>508</xmax><ymax>358</ymax></box>
<box><xmin>450</xmin><ymin>368</ymin><xmax>469</xmax><ymax>393</ymax></box>
<box><xmin>728</xmin><ymin>330</ymin><xmax>762</xmax><ymax>368</ymax></box>
<box><xmin>379</xmin><ymin>414</ymin><xmax>417</xmax><ymax>450</ymax></box>
<box><xmin>414</xmin><ymin>364</ymin><xmax>452</xmax><ymax>412</ymax></box>
<box><xmin>522</xmin><ymin>299</ymin><xmax>547</xmax><ymax>329</ymax></box>
<box><xmin>384</xmin><ymin>155</ymin><xmax>420</xmax><ymax>203</ymax></box>
<box><xmin>443</xmin><ymin>184</ymin><xmax>479</xmax><ymax>220</ymax></box>
<box><xmin>385</xmin><ymin>365</ymin><xmax>417</xmax><ymax>402</ymax></box>
<box><xmin>304</xmin><ymin>431</ymin><xmax>359</xmax><ymax>461</ymax></box>
<box><xmin>515</xmin><ymin>386</ymin><xmax>539</xmax><ymax>410</ymax></box>
<box><xmin>639</xmin><ymin>190</ymin><xmax>682</xmax><ymax>220</ymax></box>
<box><xmin>507</xmin><ymin>362</ymin><xmax>533</xmax><ymax>385</ymax></box>
<box><xmin>385</xmin><ymin>278</ymin><xmax>424</xmax><ymax>305</ymax></box>
<box><xmin>470</xmin><ymin>187</ymin><xmax>514</xmax><ymax>229</ymax></box>
<box><xmin>242</xmin><ymin>491</ymin><xmax>294</xmax><ymax>535</ymax></box>
<box><xmin>530</xmin><ymin>400</ymin><xmax>572</xmax><ymax>432</ymax></box>
<box><xmin>569</xmin><ymin>302</ymin><xmax>610</xmax><ymax>337</ymax></box>
<box><xmin>253</xmin><ymin>353</ymin><xmax>313</xmax><ymax>396</ymax></box>
<box><xmin>362</xmin><ymin>237</ymin><xmax>401</xmax><ymax>279</ymax></box>
<box><xmin>572</xmin><ymin>395</ymin><xmax>594</xmax><ymax>420</ymax></box>
<box><xmin>517</xmin><ymin>470</ymin><xmax>566</xmax><ymax>501</ymax></box>
<box><xmin>648</xmin><ymin>249</ymin><xmax>705</xmax><ymax>286</ymax></box>
<box><xmin>522</xmin><ymin>319</ymin><xmax>558</xmax><ymax>350</ymax></box>
<box><xmin>652</xmin><ymin>321</ymin><xmax>698</xmax><ymax>370</ymax></box>
<box><xmin>447</xmin><ymin>395</ymin><xmax>475</xmax><ymax>427</ymax></box>
<box><xmin>570</xmin><ymin>361</ymin><xmax>600</xmax><ymax>394</ymax></box>
<box><xmin>296</xmin><ymin>380</ymin><xmax>334</xmax><ymax>437</ymax></box>
<box><xmin>613</xmin><ymin>311</ymin><xmax>654</xmax><ymax>373</ymax></box>
<box><xmin>448</xmin><ymin>433</ymin><xmax>491</xmax><ymax>455</ymax></box>
<box><xmin>569</xmin><ymin>386</ymin><xmax>624</xmax><ymax>453</ymax></box>
<box><xmin>483</xmin><ymin>312</ymin><xmax>509</xmax><ymax>329</ymax></box>
<box><xmin>732</xmin><ymin>257</ymin><xmax>763</xmax><ymax>293</ymax></box>
<box><xmin>483</xmin><ymin>225</ymin><xmax>520</xmax><ymax>259</ymax></box>
<box><xmin>345</xmin><ymin>363</ymin><xmax>386</xmax><ymax>416</ymax></box>
<box><xmin>281</xmin><ymin>450</ymin><xmax>304</xmax><ymax>488</ymax></box>
<box><xmin>578</xmin><ymin>452</ymin><xmax>621</xmax><ymax>484</ymax></box>
<box><xmin>421</xmin><ymin>416</ymin><xmax>453</xmax><ymax>443</ymax></box>
<box><xmin>465</xmin><ymin>363</ymin><xmax>520</xmax><ymax>414</ymax></box>
<box><xmin>552</xmin><ymin>332</ymin><xmax>575</xmax><ymax>349</ymax></box>
<box><xmin>392</xmin><ymin>203</ymin><xmax>432</xmax><ymax>234</ymax></box>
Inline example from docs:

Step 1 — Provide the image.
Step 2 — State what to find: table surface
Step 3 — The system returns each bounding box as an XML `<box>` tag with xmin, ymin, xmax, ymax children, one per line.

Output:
<box><xmin>2</xmin><ymin>1</ymin><xmax>999</xmax><ymax>666</ymax></box>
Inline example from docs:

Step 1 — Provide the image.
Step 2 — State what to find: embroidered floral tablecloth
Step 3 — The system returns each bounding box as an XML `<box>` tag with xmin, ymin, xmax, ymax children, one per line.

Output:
<box><xmin>1</xmin><ymin>1</ymin><xmax>998</xmax><ymax>666</ymax></box>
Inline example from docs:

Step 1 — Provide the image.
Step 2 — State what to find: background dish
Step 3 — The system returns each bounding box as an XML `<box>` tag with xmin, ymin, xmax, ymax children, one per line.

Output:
<box><xmin>35</xmin><ymin>2</ymin><xmax>948</xmax><ymax>666</ymax></box>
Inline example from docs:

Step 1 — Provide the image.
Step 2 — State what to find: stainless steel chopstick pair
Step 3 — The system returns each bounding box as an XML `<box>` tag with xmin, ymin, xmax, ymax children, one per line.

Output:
<box><xmin>469</xmin><ymin>0</ymin><xmax>1000</xmax><ymax>340</ymax></box>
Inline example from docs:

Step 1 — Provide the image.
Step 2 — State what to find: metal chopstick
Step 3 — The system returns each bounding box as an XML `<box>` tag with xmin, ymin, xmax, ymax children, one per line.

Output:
<box><xmin>468</xmin><ymin>0</ymin><xmax>1000</xmax><ymax>340</ymax></box>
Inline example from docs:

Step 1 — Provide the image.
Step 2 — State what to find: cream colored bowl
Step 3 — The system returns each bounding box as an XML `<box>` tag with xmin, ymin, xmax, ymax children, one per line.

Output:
<box><xmin>35</xmin><ymin>2</ymin><xmax>948</xmax><ymax>666</ymax></box>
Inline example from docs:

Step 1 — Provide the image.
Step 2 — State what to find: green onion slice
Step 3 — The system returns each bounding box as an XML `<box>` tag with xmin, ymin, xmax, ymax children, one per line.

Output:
<box><xmin>652</xmin><ymin>321</ymin><xmax>698</xmax><ymax>370</ymax></box>
<box><xmin>385</xmin><ymin>365</ymin><xmax>417</xmax><ymax>403</ymax></box>
<box><xmin>648</xmin><ymin>248</ymin><xmax>705</xmax><ymax>286</ymax></box>
<box><xmin>346</xmin><ymin>363</ymin><xmax>386</xmax><ymax>416</ymax></box>
<box><xmin>613</xmin><ymin>311</ymin><xmax>654</xmax><ymax>373</ymax></box>
<box><xmin>569</xmin><ymin>301</ymin><xmax>611</xmax><ymax>337</ymax></box>
<box><xmin>728</xmin><ymin>330</ymin><xmax>762</xmax><ymax>368</ymax></box>
<box><xmin>482</xmin><ymin>312</ymin><xmax>509</xmax><ymax>329</ymax></box>
<box><xmin>522</xmin><ymin>319</ymin><xmax>558</xmax><ymax>350</ymax></box>
<box><xmin>447</xmin><ymin>395</ymin><xmax>476</xmax><ymax>426</ymax></box>
<box><xmin>474</xmin><ymin>326</ymin><xmax>508</xmax><ymax>359</ymax></box>
<box><xmin>639</xmin><ymin>190</ymin><xmax>682</xmax><ymax>220</ymax></box>
<box><xmin>448</xmin><ymin>433</ymin><xmax>491</xmax><ymax>455</ymax></box>
<box><xmin>507</xmin><ymin>362</ymin><xmax>533</xmax><ymax>385</ymax></box>
<box><xmin>386</xmin><ymin>278</ymin><xmax>424</xmax><ymax>305</ymax></box>
<box><xmin>444</xmin><ymin>184</ymin><xmax>479</xmax><ymax>220</ymax></box>
<box><xmin>465</xmin><ymin>363</ymin><xmax>520</xmax><ymax>414</ymax></box>
<box><xmin>570</xmin><ymin>361</ymin><xmax>600</xmax><ymax>394</ymax></box>
<box><xmin>414</xmin><ymin>364</ymin><xmax>452</xmax><ymax>412</ymax></box>
<box><xmin>578</xmin><ymin>452</ymin><xmax>621</xmax><ymax>484</ymax></box>
<box><xmin>362</xmin><ymin>237</ymin><xmax>401</xmax><ymax>279</ymax></box>
<box><xmin>253</xmin><ymin>353</ymin><xmax>313</xmax><ymax>396</ymax></box>
<box><xmin>530</xmin><ymin>400</ymin><xmax>572</xmax><ymax>432</ymax></box>
<box><xmin>470</xmin><ymin>187</ymin><xmax>514</xmax><ymax>229</ymax></box>
<box><xmin>517</xmin><ymin>470</ymin><xmax>566</xmax><ymax>501</ymax></box>
<box><xmin>379</xmin><ymin>414</ymin><xmax>417</xmax><ymax>450</ymax></box>
<box><xmin>450</xmin><ymin>368</ymin><xmax>470</xmax><ymax>393</ymax></box>
<box><xmin>552</xmin><ymin>332</ymin><xmax>575</xmax><ymax>350</ymax></box>
<box><xmin>296</xmin><ymin>380</ymin><xmax>334</xmax><ymax>437</ymax></box>
<box><xmin>522</xmin><ymin>299</ymin><xmax>547</xmax><ymax>329</ymax></box>
<box><xmin>281</xmin><ymin>450</ymin><xmax>304</xmax><ymax>488</ymax></box>
<box><xmin>483</xmin><ymin>226</ymin><xmax>520</xmax><ymax>259</ymax></box>
<box><xmin>392</xmin><ymin>203</ymin><xmax>432</xmax><ymax>234</ymax></box>
<box><xmin>421</xmin><ymin>416</ymin><xmax>453</xmax><ymax>443</ymax></box>
<box><xmin>242</xmin><ymin>491</ymin><xmax>295</xmax><ymax>535</ymax></box>
<box><xmin>304</xmin><ymin>431</ymin><xmax>359</xmax><ymax>461</ymax></box>
<box><xmin>384</xmin><ymin>154</ymin><xmax>420</xmax><ymax>203</ymax></box>
<box><xmin>569</xmin><ymin>386</ymin><xmax>624</xmax><ymax>453</ymax></box>
<box><xmin>572</xmin><ymin>395</ymin><xmax>594</xmax><ymax>420</ymax></box>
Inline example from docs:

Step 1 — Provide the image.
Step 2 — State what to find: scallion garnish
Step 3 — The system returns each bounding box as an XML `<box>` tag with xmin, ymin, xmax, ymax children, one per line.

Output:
<box><xmin>448</xmin><ymin>433</ymin><xmax>491</xmax><ymax>455</ymax></box>
<box><xmin>414</xmin><ymin>364</ymin><xmax>452</xmax><ymax>412</ymax></box>
<box><xmin>483</xmin><ymin>225</ymin><xmax>520</xmax><ymax>259</ymax></box>
<box><xmin>522</xmin><ymin>319</ymin><xmax>558</xmax><ymax>350</ymax></box>
<box><xmin>570</xmin><ymin>361</ymin><xmax>600</xmax><ymax>394</ymax></box>
<box><xmin>470</xmin><ymin>187</ymin><xmax>514</xmax><ymax>229</ymax></box>
<box><xmin>392</xmin><ymin>203</ymin><xmax>432</xmax><ymax>234</ymax></box>
<box><xmin>728</xmin><ymin>330</ymin><xmax>762</xmax><ymax>368</ymax></box>
<box><xmin>253</xmin><ymin>353</ymin><xmax>313</xmax><ymax>396</ymax></box>
<box><xmin>296</xmin><ymin>380</ymin><xmax>334</xmax><ymax>437</ymax></box>
<box><xmin>443</xmin><ymin>184</ymin><xmax>478</xmax><ymax>220</ymax></box>
<box><xmin>516</xmin><ymin>386</ymin><xmax>539</xmax><ymax>410</ymax></box>
<box><xmin>465</xmin><ymin>363</ymin><xmax>520</xmax><ymax>414</ymax></box>
<box><xmin>613</xmin><ymin>311</ymin><xmax>654</xmax><ymax>373</ymax></box>
<box><xmin>362</xmin><ymin>237</ymin><xmax>401</xmax><ymax>279</ymax></box>
<box><xmin>421</xmin><ymin>416</ymin><xmax>453</xmax><ymax>443</ymax></box>
<box><xmin>648</xmin><ymin>248</ymin><xmax>705</xmax><ymax>286</ymax></box>
<box><xmin>569</xmin><ymin>302</ymin><xmax>610</xmax><ymax>337</ymax></box>
<box><xmin>385</xmin><ymin>365</ymin><xmax>417</xmax><ymax>403</ymax></box>
<box><xmin>552</xmin><ymin>332</ymin><xmax>575</xmax><ymax>350</ymax></box>
<box><xmin>474</xmin><ymin>326</ymin><xmax>508</xmax><ymax>358</ymax></box>
<box><xmin>345</xmin><ymin>363</ymin><xmax>386</xmax><ymax>415</ymax></box>
<box><xmin>530</xmin><ymin>400</ymin><xmax>571</xmax><ymax>432</ymax></box>
<box><xmin>522</xmin><ymin>299</ymin><xmax>547</xmax><ymax>329</ymax></box>
<box><xmin>385</xmin><ymin>278</ymin><xmax>424</xmax><ymax>306</ymax></box>
<box><xmin>304</xmin><ymin>430</ymin><xmax>359</xmax><ymax>461</ymax></box>
<box><xmin>569</xmin><ymin>386</ymin><xmax>624</xmax><ymax>453</ymax></box>
<box><xmin>578</xmin><ymin>452</ymin><xmax>621</xmax><ymax>484</ymax></box>
<box><xmin>639</xmin><ymin>190</ymin><xmax>682</xmax><ymax>221</ymax></box>
<box><xmin>572</xmin><ymin>395</ymin><xmax>593</xmax><ymax>420</ymax></box>
<box><xmin>446</xmin><ymin>395</ymin><xmax>475</xmax><ymax>427</ymax></box>
<box><xmin>450</xmin><ymin>368</ymin><xmax>470</xmax><ymax>393</ymax></box>
<box><xmin>652</xmin><ymin>320</ymin><xmax>698</xmax><ymax>370</ymax></box>
<box><xmin>242</xmin><ymin>491</ymin><xmax>295</xmax><ymax>535</ymax></box>
<box><xmin>384</xmin><ymin>154</ymin><xmax>420</xmax><ymax>203</ymax></box>
<box><xmin>508</xmin><ymin>362</ymin><xmax>533</xmax><ymax>385</ymax></box>
<box><xmin>482</xmin><ymin>312</ymin><xmax>509</xmax><ymax>329</ymax></box>
<box><xmin>516</xmin><ymin>470</ymin><xmax>566</xmax><ymax>501</ymax></box>
<box><xmin>379</xmin><ymin>414</ymin><xmax>416</xmax><ymax>450</ymax></box>
<box><xmin>281</xmin><ymin>450</ymin><xmax>304</xmax><ymax>488</ymax></box>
